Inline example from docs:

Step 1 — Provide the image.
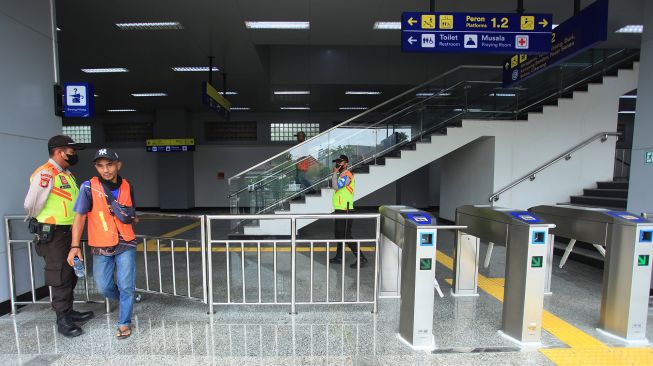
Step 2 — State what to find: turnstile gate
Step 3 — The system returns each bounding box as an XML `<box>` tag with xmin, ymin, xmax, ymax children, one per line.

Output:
<box><xmin>529</xmin><ymin>205</ymin><xmax>653</xmax><ymax>343</ymax></box>
<box><xmin>454</xmin><ymin>205</ymin><xmax>555</xmax><ymax>345</ymax></box>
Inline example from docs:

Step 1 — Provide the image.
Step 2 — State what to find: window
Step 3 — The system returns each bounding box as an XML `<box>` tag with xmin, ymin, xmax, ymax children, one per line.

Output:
<box><xmin>205</xmin><ymin>121</ymin><xmax>257</xmax><ymax>141</ymax></box>
<box><xmin>62</xmin><ymin>125</ymin><xmax>92</xmax><ymax>143</ymax></box>
<box><xmin>270</xmin><ymin>123</ymin><xmax>319</xmax><ymax>142</ymax></box>
<box><xmin>104</xmin><ymin>122</ymin><xmax>153</xmax><ymax>142</ymax></box>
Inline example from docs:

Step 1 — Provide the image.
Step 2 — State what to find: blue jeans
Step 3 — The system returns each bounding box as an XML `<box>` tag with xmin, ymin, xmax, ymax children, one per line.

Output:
<box><xmin>93</xmin><ymin>248</ymin><xmax>136</xmax><ymax>327</ymax></box>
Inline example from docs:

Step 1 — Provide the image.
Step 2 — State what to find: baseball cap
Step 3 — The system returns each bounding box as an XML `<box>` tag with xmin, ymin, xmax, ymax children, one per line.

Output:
<box><xmin>332</xmin><ymin>154</ymin><xmax>349</xmax><ymax>163</ymax></box>
<box><xmin>93</xmin><ymin>148</ymin><xmax>120</xmax><ymax>162</ymax></box>
<box><xmin>294</xmin><ymin>131</ymin><xmax>306</xmax><ymax>137</ymax></box>
<box><xmin>47</xmin><ymin>135</ymin><xmax>85</xmax><ymax>151</ymax></box>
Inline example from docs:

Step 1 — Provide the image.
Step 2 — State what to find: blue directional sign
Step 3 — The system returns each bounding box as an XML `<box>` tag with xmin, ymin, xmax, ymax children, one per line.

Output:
<box><xmin>405</xmin><ymin>212</ymin><xmax>432</xmax><ymax>225</ymax></box>
<box><xmin>503</xmin><ymin>0</ymin><xmax>608</xmax><ymax>87</ymax></box>
<box><xmin>401</xmin><ymin>12</ymin><xmax>552</xmax><ymax>54</ymax></box>
<box><xmin>509</xmin><ymin>211</ymin><xmax>544</xmax><ymax>224</ymax></box>
<box><xmin>63</xmin><ymin>82</ymin><xmax>94</xmax><ymax>118</ymax></box>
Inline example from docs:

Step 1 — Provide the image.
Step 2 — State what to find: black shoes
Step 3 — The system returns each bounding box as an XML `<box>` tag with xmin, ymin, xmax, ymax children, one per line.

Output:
<box><xmin>56</xmin><ymin>310</ymin><xmax>83</xmax><ymax>338</ymax></box>
<box><xmin>68</xmin><ymin>309</ymin><xmax>95</xmax><ymax>322</ymax></box>
<box><xmin>350</xmin><ymin>257</ymin><xmax>368</xmax><ymax>269</ymax></box>
<box><xmin>329</xmin><ymin>256</ymin><xmax>342</xmax><ymax>264</ymax></box>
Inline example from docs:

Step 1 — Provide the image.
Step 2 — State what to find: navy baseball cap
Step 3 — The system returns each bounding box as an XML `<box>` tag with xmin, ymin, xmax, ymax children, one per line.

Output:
<box><xmin>332</xmin><ymin>154</ymin><xmax>349</xmax><ymax>163</ymax></box>
<box><xmin>93</xmin><ymin>148</ymin><xmax>120</xmax><ymax>162</ymax></box>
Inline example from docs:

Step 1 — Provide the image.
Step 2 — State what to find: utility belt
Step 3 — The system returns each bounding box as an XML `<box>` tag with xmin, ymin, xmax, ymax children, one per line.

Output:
<box><xmin>28</xmin><ymin>218</ymin><xmax>70</xmax><ymax>243</ymax></box>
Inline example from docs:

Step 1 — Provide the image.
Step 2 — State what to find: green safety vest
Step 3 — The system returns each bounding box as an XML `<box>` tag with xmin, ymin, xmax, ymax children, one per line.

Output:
<box><xmin>30</xmin><ymin>162</ymin><xmax>79</xmax><ymax>225</ymax></box>
<box><xmin>332</xmin><ymin>170</ymin><xmax>355</xmax><ymax>210</ymax></box>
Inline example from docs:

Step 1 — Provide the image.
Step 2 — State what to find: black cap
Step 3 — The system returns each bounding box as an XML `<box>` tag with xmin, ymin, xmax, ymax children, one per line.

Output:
<box><xmin>332</xmin><ymin>154</ymin><xmax>349</xmax><ymax>163</ymax></box>
<box><xmin>93</xmin><ymin>148</ymin><xmax>120</xmax><ymax>162</ymax></box>
<box><xmin>48</xmin><ymin>135</ymin><xmax>84</xmax><ymax>151</ymax></box>
<box><xmin>294</xmin><ymin>131</ymin><xmax>306</xmax><ymax>137</ymax></box>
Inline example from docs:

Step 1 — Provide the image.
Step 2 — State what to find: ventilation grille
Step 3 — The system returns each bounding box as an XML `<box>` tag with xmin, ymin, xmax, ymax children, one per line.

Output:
<box><xmin>205</xmin><ymin>121</ymin><xmax>257</xmax><ymax>141</ymax></box>
<box><xmin>104</xmin><ymin>122</ymin><xmax>153</xmax><ymax>142</ymax></box>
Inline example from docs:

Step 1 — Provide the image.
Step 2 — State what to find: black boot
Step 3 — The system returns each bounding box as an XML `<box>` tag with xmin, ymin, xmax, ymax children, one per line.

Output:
<box><xmin>68</xmin><ymin>309</ymin><xmax>94</xmax><ymax>322</ymax></box>
<box><xmin>350</xmin><ymin>256</ymin><xmax>368</xmax><ymax>269</ymax></box>
<box><xmin>56</xmin><ymin>310</ymin><xmax>83</xmax><ymax>338</ymax></box>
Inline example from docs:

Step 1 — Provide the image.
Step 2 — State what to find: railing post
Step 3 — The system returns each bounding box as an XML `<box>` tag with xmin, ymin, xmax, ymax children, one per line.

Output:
<box><xmin>207</xmin><ymin>216</ymin><xmax>214</xmax><ymax>315</ymax></box>
<box><xmin>290</xmin><ymin>217</ymin><xmax>297</xmax><ymax>314</ymax></box>
<box><xmin>373</xmin><ymin>215</ymin><xmax>381</xmax><ymax>313</ymax></box>
<box><xmin>5</xmin><ymin>218</ymin><xmax>16</xmax><ymax>315</ymax></box>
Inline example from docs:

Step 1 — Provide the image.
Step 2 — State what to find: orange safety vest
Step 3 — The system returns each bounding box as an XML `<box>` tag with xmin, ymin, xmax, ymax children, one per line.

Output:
<box><xmin>87</xmin><ymin>177</ymin><xmax>135</xmax><ymax>247</ymax></box>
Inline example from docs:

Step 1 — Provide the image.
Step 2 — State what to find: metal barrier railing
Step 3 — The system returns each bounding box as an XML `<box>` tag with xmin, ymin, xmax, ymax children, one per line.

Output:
<box><xmin>206</xmin><ymin>213</ymin><xmax>381</xmax><ymax>314</ymax></box>
<box><xmin>4</xmin><ymin>216</ymin><xmax>107</xmax><ymax>315</ymax></box>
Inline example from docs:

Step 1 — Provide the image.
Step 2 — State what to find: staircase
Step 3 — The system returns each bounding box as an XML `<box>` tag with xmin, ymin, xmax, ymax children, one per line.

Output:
<box><xmin>570</xmin><ymin>180</ymin><xmax>629</xmax><ymax>209</ymax></box>
<box><xmin>228</xmin><ymin>49</ymin><xmax>640</xmax><ymax>236</ymax></box>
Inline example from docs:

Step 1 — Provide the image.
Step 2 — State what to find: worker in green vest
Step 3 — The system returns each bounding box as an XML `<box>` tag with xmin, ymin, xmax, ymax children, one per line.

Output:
<box><xmin>24</xmin><ymin>135</ymin><xmax>94</xmax><ymax>337</ymax></box>
<box><xmin>329</xmin><ymin>154</ymin><xmax>367</xmax><ymax>268</ymax></box>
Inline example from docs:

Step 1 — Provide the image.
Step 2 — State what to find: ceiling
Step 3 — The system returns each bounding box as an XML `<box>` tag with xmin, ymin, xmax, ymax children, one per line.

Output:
<box><xmin>55</xmin><ymin>0</ymin><xmax>644</xmax><ymax>117</ymax></box>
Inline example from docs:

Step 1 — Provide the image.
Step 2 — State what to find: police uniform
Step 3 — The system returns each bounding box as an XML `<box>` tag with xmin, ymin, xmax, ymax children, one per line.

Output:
<box><xmin>24</xmin><ymin>135</ymin><xmax>93</xmax><ymax>337</ymax></box>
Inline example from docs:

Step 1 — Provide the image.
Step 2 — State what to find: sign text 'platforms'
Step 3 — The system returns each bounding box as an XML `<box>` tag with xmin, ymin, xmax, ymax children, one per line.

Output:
<box><xmin>503</xmin><ymin>0</ymin><xmax>608</xmax><ymax>87</ymax></box>
<box><xmin>401</xmin><ymin>12</ymin><xmax>552</xmax><ymax>54</ymax></box>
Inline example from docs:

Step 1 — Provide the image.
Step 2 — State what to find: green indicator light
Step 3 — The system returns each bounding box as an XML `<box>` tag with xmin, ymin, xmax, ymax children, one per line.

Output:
<box><xmin>638</xmin><ymin>255</ymin><xmax>650</xmax><ymax>267</ymax></box>
<box><xmin>531</xmin><ymin>256</ymin><xmax>543</xmax><ymax>268</ymax></box>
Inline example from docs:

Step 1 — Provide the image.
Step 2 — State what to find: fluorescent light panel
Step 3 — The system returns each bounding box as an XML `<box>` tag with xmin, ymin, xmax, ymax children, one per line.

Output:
<box><xmin>280</xmin><ymin>107</ymin><xmax>310</xmax><ymax>110</ymax></box>
<box><xmin>116</xmin><ymin>22</ymin><xmax>183</xmax><ymax>30</ymax></box>
<box><xmin>345</xmin><ymin>91</ymin><xmax>381</xmax><ymax>95</ymax></box>
<box><xmin>552</xmin><ymin>24</ymin><xmax>559</xmax><ymax>29</ymax></box>
<box><xmin>618</xmin><ymin>111</ymin><xmax>636</xmax><ymax>114</ymax></box>
<box><xmin>274</xmin><ymin>91</ymin><xmax>310</xmax><ymax>95</ymax></box>
<box><xmin>81</xmin><ymin>68</ymin><xmax>128</xmax><ymax>73</ymax></box>
<box><xmin>616</xmin><ymin>25</ymin><xmax>643</xmax><ymax>33</ymax></box>
<box><xmin>219</xmin><ymin>91</ymin><xmax>238</xmax><ymax>95</ymax></box>
<box><xmin>131</xmin><ymin>92</ymin><xmax>167</xmax><ymax>97</ymax></box>
<box><xmin>339</xmin><ymin>107</ymin><xmax>368</xmax><ymax>110</ymax></box>
<box><xmin>620</xmin><ymin>95</ymin><xmax>637</xmax><ymax>99</ymax></box>
<box><xmin>230</xmin><ymin>107</ymin><xmax>250</xmax><ymax>111</ymax></box>
<box><xmin>453</xmin><ymin>108</ymin><xmax>482</xmax><ymax>112</ymax></box>
<box><xmin>245</xmin><ymin>21</ymin><xmax>309</xmax><ymax>29</ymax></box>
<box><xmin>489</xmin><ymin>92</ymin><xmax>516</xmax><ymax>97</ymax></box>
<box><xmin>172</xmin><ymin>66</ymin><xmax>219</xmax><ymax>72</ymax></box>
<box><xmin>373</xmin><ymin>21</ymin><xmax>401</xmax><ymax>30</ymax></box>
<box><xmin>107</xmin><ymin>109</ymin><xmax>136</xmax><ymax>112</ymax></box>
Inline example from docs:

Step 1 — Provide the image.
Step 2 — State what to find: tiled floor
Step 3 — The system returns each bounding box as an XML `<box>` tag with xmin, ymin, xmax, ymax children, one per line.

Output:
<box><xmin>2</xmin><ymin>214</ymin><xmax>652</xmax><ymax>365</ymax></box>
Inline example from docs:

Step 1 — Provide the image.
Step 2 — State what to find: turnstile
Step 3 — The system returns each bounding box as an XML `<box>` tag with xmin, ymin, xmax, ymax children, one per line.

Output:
<box><xmin>379</xmin><ymin>205</ymin><xmax>463</xmax><ymax>350</ymax></box>
<box><xmin>529</xmin><ymin>205</ymin><xmax>653</xmax><ymax>343</ymax></box>
<box><xmin>454</xmin><ymin>205</ymin><xmax>555</xmax><ymax>345</ymax></box>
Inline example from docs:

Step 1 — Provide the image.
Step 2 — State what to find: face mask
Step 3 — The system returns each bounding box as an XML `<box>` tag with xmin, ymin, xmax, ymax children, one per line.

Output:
<box><xmin>65</xmin><ymin>153</ymin><xmax>79</xmax><ymax>166</ymax></box>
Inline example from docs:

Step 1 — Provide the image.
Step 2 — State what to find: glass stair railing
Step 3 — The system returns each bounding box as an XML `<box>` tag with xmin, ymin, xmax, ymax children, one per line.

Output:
<box><xmin>228</xmin><ymin>48</ymin><xmax>639</xmax><ymax>216</ymax></box>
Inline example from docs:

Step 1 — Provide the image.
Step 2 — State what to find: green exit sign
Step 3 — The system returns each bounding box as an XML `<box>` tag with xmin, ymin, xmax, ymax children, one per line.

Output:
<box><xmin>531</xmin><ymin>256</ymin><xmax>543</xmax><ymax>268</ymax></box>
<box><xmin>638</xmin><ymin>255</ymin><xmax>650</xmax><ymax>267</ymax></box>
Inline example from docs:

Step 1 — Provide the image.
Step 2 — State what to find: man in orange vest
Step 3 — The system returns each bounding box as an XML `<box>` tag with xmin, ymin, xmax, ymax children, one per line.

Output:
<box><xmin>24</xmin><ymin>135</ymin><xmax>94</xmax><ymax>337</ymax></box>
<box><xmin>69</xmin><ymin>148</ymin><xmax>137</xmax><ymax>339</ymax></box>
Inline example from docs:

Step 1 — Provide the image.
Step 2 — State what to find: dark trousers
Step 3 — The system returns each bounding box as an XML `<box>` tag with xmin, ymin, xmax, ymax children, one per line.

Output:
<box><xmin>35</xmin><ymin>228</ymin><xmax>77</xmax><ymax>313</ymax></box>
<box><xmin>333</xmin><ymin>209</ymin><xmax>365</xmax><ymax>260</ymax></box>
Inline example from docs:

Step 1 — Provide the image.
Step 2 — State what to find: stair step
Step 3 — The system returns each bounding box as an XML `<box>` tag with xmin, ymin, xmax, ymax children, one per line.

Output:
<box><xmin>596</xmin><ymin>181</ymin><xmax>628</xmax><ymax>189</ymax></box>
<box><xmin>569</xmin><ymin>195</ymin><xmax>627</xmax><ymax>209</ymax></box>
<box><xmin>583</xmin><ymin>188</ymin><xmax>628</xmax><ymax>198</ymax></box>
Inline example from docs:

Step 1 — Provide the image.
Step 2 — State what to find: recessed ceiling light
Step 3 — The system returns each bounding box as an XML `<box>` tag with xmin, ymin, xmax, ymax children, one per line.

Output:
<box><xmin>615</xmin><ymin>25</ymin><xmax>643</xmax><ymax>33</ymax></box>
<box><xmin>131</xmin><ymin>92</ymin><xmax>167</xmax><ymax>97</ymax></box>
<box><xmin>219</xmin><ymin>91</ymin><xmax>238</xmax><ymax>95</ymax></box>
<box><xmin>280</xmin><ymin>107</ymin><xmax>310</xmax><ymax>110</ymax></box>
<box><xmin>438</xmin><ymin>92</ymin><xmax>452</xmax><ymax>96</ymax></box>
<box><xmin>274</xmin><ymin>91</ymin><xmax>310</xmax><ymax>95</ymax></box>
<box><xmin>81</xmin><ymin>68</ymin><xmax>128</xmax><ymax>73</ymax></box>
<box><xmin>620</xmin><ymin>95</ymin><xmax>637</xmax><ymax>99</ymax></box>
<box><xmin>230</xmin><ymin>107</ymin><xmax>251</xmax><ymax>111</ymax></box>
<box><xmin>453</xmin><ymin>108</ymin><xmax>482</xmax><ymax>112</ymax></box>
<box><xmin>56</xmin><ymin>27</ymin><xmax>61</xmax><ymax>31</ymax></box>
<box><xmin>489</xmin><ymin>92</ymin><xmax>516</xmax><ymax>97</ymax></box>
<box><xmin>618</xmin><ymin>111</ymin><xmax>636</xmax><ymax>114</ymax></box>
<box><xmin>339</xmin><ymin>107</ymin><xmax>369</xmax><ymax>110</ymax></box>
<box><xmin>345</xmin><ymin>91</ymin><xmax>381</xmax><ymax>95</ymax></box>
<box><xmin>373</xmin><ymin>21</ymin><xmax>401</xmax><ymax>30</ymax></box>
<box><xmin>171</xmin><ymin>66</ymin><xmax>219</xmax><ymax>72</ymax></box>
<box><xmin>107</xmin><ymin>109</ymin><xmax>136</xmax><ymax>112</ymax></box>
<box><xmin>416</xmin><ymin>92</ymin><xmax>434</xmax><ymax>97</ymax></box>
<box><xmin>245</xmin><ymin>21</ymin><xmax>310</xmax><ymax>30</ymax></box>
<box><xmin>116</xmin><ymin>22</ymin><xmax>183</xmax><ymax>30</ymax></box>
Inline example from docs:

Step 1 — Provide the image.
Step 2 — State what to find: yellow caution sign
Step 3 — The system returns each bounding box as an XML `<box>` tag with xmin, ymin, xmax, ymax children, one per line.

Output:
<box><xmin>510</xmin><ymin>55</ymin><xmax>519</xmax><ymax>68</ymax></box>
<box><xmin>146</xmin><ymin>138</ymin><xmax>195</xmax><ymax>147</ymax></box>
<box><xmin>439</xmin><ymin>15</ymin><xmax>453</xmax><ymax>30</ymax></box>
<box><xmin>421</xmin><ymin>14</ymin><xmax>435</xmax><ymax>29</ymax></box>
<box><xmin>520</xmin><ymin>15</ymin><xmax>535</xmax><ymax>30</ymax></box>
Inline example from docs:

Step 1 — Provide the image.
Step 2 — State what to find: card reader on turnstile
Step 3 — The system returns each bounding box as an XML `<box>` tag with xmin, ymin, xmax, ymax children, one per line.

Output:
<box><xmin>529</xmin><ymin>205</ymin><xmax>653</xmax><ymax>344</ymax></box>
<box><xmin>379</xmin><ymin>206</ymin><xmax>465</xmax><ymax>350</ymax></box>
<box><xmin>454</xmin><ymin>205</ymin><xmax>555</xmax><ymax>345</ymax></box>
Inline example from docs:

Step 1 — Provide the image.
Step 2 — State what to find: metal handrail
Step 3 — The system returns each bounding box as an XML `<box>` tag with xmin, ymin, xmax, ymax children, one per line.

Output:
<box><xmin>228</xmin><ymin>65</ymin><xmax>502</xmax><ymax>183</ymax></box>
<box><xmin>489</xmin><ymin>132</ymin><xmax>621</xmax><ymax>202</ymax></box>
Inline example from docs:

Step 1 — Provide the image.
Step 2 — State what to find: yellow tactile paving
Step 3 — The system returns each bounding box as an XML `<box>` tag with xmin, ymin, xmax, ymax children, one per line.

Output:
<box><xmin>435</xmin><ymin>249</ymin><xmax>653</xmax><ymax>365</ymax></box>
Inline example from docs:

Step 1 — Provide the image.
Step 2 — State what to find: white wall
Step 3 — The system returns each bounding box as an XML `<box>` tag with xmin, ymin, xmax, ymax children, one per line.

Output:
<box><xmin>0</xmin><ymin>0</ymin><xmax>58</xmax><ymax>302</ymax></box>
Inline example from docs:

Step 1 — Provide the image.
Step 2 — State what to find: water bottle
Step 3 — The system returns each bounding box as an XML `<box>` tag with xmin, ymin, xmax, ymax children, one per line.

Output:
<box><xmin>73</xmin><ymin>257</ymin><xmax>85</xmax><ymax>278</ymax></box>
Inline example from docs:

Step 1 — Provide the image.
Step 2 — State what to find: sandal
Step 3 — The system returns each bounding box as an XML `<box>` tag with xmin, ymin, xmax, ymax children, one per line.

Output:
<box><xmin>116</xmin><ymin>326</ymin><xmax>131</xmax><ymax>339</ymax></box>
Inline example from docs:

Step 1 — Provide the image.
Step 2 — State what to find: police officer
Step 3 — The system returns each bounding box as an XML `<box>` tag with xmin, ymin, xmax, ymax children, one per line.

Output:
<box><xmin>24</xmin><ymin>135</ymin><xmax>94</xmax><ymax>337</ymax></box>
<box><xmin>329</xmin><ymin>154</ymin><xmax>367</xmax><ymax>268</ymax></box>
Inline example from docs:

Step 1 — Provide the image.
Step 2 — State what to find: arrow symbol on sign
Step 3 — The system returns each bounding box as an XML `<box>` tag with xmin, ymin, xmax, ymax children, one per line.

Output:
<box><xmin>539</xmin><ymin>19</ymin><xmax>549</xmax><ymax>28</ymax></box>
<box><xmin>408</xmin><ymin>36</ymin><xmax>417</xmax><ymax>45</ymax></box>
<box><xmin>638</xmin><ymin>255</ymin><xmax>649</xmax><ymax>266</ymax></box>
<box><xmin>408</xmin><ymin>17</ymin><xmax>417</xmax><ymax>26</ymax></box>
<box><xmin>532</xmin><ymin>257</ymin><xmax>542</xmax><ymax>267</ymax></box>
